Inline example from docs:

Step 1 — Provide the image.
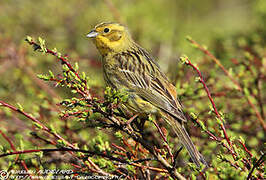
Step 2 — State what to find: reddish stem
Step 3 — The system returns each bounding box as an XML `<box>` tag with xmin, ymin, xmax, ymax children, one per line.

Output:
<box><xmin>0</xmin><ymin>100</ymin><xmax>75</xmax><ymax>149</ymax></box>
<box><xmin>153</xmin><ymin>120</ymin><xmax>174</xmax><ymax>163</ymax></box>
<box><xmin>0</xmin><ymin>129</ymin><xmax>33</xmax><ymax>179</ymax></box>
<box><xmin>112</xmin><ymin>143</ymin><xmax>127</xmax><ymax>152</ymax></box>
<box><xmin>27</xmin><ymin>40</ymin><xmax>90</xmax><ymax>99</ymax></box>
<box><xmin>184</xmin><ymin>59</ymin><xmax>232</xmax><ymax>148</ymax></box>
<box><xmin>238</xmin><ymin>141</ymin><xmax>253</xmax><ymax>157</ymax></box>
<box><xmin>187</xmin><ymin>38</ymin><xmax>265</xmax><ymax>130</ymax></box>
<box><xmin>0</xmin><ymin>129</ymin><xmax>16</xmax><ymax>151</ymax></box>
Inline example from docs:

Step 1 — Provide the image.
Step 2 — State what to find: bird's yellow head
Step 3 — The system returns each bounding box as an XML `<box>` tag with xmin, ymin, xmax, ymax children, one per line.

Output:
<box><xmin>87</xmin><ymin>22</ymin><xmax>133</xmax><ymax>55</ymax></box>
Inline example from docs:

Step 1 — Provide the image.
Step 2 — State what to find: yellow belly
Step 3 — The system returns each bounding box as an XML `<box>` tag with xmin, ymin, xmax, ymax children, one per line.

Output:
<box><xmin>125</xmin><ymin>93</ymin><xmax>159</xmax><ymax>115</ymax></box>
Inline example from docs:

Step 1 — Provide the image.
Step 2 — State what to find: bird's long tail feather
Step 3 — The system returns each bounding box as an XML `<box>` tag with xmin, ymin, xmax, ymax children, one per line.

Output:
<box><xmin>167</xmin><ymin>118</ymin><xmax>207</xmax><ymax>167</ymax></box>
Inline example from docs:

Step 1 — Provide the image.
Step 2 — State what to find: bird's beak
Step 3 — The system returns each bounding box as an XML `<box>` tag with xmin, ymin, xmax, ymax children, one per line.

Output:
<box><xmin>86</xmin><ymin>30</ymin><xmax>99</xmax><ymax>38</ymax></box>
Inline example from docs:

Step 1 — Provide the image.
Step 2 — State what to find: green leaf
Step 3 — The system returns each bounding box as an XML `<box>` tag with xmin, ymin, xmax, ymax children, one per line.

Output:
<box><xmin>26</xmin><ymin>36</ymin><xmax>33</xmax><ymax>42</ymax></box>
<box><xmin>198</xmin><ymin>120</ymin><xmax>206</xmax><ymax>131</ymax></box>
<box><xmin>243</xmin><ymin>88</ymin><xmax>250</xmax><ymax>96</ymax></box>
<box><xmin>62</xmin><ymin>64</ymin><xmax>69</xmax><ymax>71</ymax></box>
<box><xmin>71</xmin><ymin>90</ymin><xmax>77</xmax><ymax>94</ymax></box>
<box><xmin>195</xmin><ymin>76</ymin><xmax>201</xmax><ymax>82</ymax></box>
<box><xmin>38</xmin><ymin>37</ymin><xmax>47</xmax><ymax>53</ymax></box>
<box><xmin>202</xmin><ymin>44</ymin><xmax>208</xmax><ymax>50</ymax></box>
<box><xmin>216</xmin><ymin>117</ymin><xmax>222</xmax><ymax>125</ymax></box>
<box><xmin>52</xmin><ymin>47</ymin><xmax>58</xmax><ymax>53</ymax></box>
<box><xmin>49</xmin><ymin>124</ymin><xmax>56</xmax><ymax>134</ymax></box>
<box><xmin>74</xmin><ymin>62</ymin><xmax>79</xmax><ymax>71</ymax></box>
<box><xmin>57</xmin><ymin>52</ymin><xmax>62</xmax><ymax>58</ymax></box>
<box><xmin>186</xmin><ymin>35</ymin><xmax>192</xmax><ymax>41</ymax></box>
<box><xmin>69</xmin><ymin>71</ymin><xmax>75</xmax><ymax>78</ymax></box>
<box><xmin>33</xmin><ymin>122</ymin><xmax>43</xmax><ymax>129</ymax></box>
<box><xmin>180</xmin><ymin>55</ymin><xmax>189</xmax><ymax>64</ymax></box>
<box><xmin>37</xmin><ymin>74</ymin><xmax>50</xmax><ymax>81</ymax></box>
<box><xmin>114</xmin><ymin>131</ymin><xmax>123</xmax><ymax>139</ymax></box>
<box><xmin>57</xmin><ymin>139</ymin><xmax>67</xmax><ymax>147</ymax></box>
<box><xmin>48</xmin><ymin>70</ymin><xmax>55</xmax><ymax>79</ymax></box>
<box><xmin>191</xmin><ymin>174</ymin><xmax>196</xmax><ymax>180</ymax></box>
<box><xmin>20</xmin><ymin>138</ymin><xmax>25</xmax><ymax>151</ymax></box>
<box><xmin>239</xmin><ymin>136</ymin><xmax>245</xmax><ymax>143</ymax></box>
<box><xmin>190</xmin><ymin>112</ymin><xmax>197</xmax><ymax>119</ymax></box>
<box><xmin>16</xmin><ymin>103</ymin><xmax>24</xmax><ymax>111</ymax></box>
<box><xmin>81</xmin><ymin>72</ymin><xmax>86</xmax><ymax>80</ymax></box>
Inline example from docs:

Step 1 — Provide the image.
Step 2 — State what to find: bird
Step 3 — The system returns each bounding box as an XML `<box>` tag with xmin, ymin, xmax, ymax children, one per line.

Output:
<box><xmin>87</xmin><ymin>22</ymin><xmax>207</xmax><ymax>167</ymax></box>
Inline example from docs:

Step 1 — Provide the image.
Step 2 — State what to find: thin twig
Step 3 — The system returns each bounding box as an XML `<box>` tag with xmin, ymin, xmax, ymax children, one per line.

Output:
<box><xmin>238</xmin><ymin>140</ymin><xmax>253</xmax><ymax>158</ymax></box>
<box><xmin>183</xmin><ymin>57</ymin><xmax>232</xmax><ymax>148</ymax></box>
<box><xmin>187</xmin><ymin>37</ymin><xmax>241</xmax><ymax>91</ymax></box>
<box><xmin>25</xmin><ymin>39</ymin><xmax>90</xmax><ymax>99</ymax></box>
<box><xmin>0</xmin><ymin>100</ymin><xmax>75</xmax><ymax>149</ymax></box>
<box><xmin>187</xmin><ymin>38</ymin><xmax>265</xmax><ymax>130</ymax></box>
<box><xmin>247</xmin><ymin>153</ymin><xmax>265</xmax><ymax>180</ymax></box>
<box><xmin>0</xmin><ymin>129</ymin><xmax>33</xmax><ymax>179</ymax></box>
<box><xmin>153</xmin><ymin>120</ymin><xmax>174</xmax><ymax>163</ymax></box>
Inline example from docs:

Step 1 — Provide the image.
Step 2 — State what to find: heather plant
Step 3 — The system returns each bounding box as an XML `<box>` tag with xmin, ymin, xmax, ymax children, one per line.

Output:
<box><xmin>0</xmin><ymin>0</ymin><xmax>265</xmax><ymax>179</ymax></box>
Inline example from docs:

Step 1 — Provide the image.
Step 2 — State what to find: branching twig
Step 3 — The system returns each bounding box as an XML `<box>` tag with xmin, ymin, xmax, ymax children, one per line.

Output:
<box><xmin>0</xmin><ymin>129</ymin><xmax>33</xmax><ymax>179</ymax></box>
<box><xmin>187</xmin><ymin>37</ymin><xmax>265</xmax><ymax>130</ymax></box>
<box><xmin>25</xmin><ymin>38</ymin><xmax>90</xmax><ymax>99</ymax></box>
<box><xmin>247</xmin><ymin>153</ymin><xmax>265</xmax><ymax>180</ymax></box>
<box><xmin>0</xmin><ymin>100</ymin><xmax>75</xmax><ymax>149</ymax></box>
<box><xmin>24</xmin><ymin>38</ymin><xmax>186</xmax><ymax>179</ymax></box>
<box><xmin>153</xmin><ymin>120</ymin><xmax>174</xmax><ymax>163</ymax></box>
<box><xmin>182</xmin><ymin>57</ymin><xmax>232</xmax><ymax>148</ymax></box>
<box><xmin>0</xmin><ymin>100</ymin><xmax>109</xmax><ymax>176</ymax></box>
<box><xmin>181</xmin><ymin>55</ymin><xmax>259</xmax><ymax>174</ymax></box>
<box><xmin>238</xmin><ymin>140</ymin><xmax>253</xmax><ymax>158</ymax></box>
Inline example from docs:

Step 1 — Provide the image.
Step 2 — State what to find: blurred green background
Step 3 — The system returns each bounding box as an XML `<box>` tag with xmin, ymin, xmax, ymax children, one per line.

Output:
<box><xmin>0</xmin><ymin>0</ymin><xmax>264</xmax><ymax>102</ymax></box>
<box><xmin>0</xmin><ymin>0</ymin><xmax>265</xmax><ymax>178</ymax></box>
<box><xmin>0</xmin><ymin>0</ymin><xmax>259</xmax><ymax>55</ymax></box>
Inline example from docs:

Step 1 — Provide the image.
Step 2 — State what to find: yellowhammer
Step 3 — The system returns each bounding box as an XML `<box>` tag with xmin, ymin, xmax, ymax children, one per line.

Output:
<box><xmin>87</xmin><ymin>22</ymin><xmax>207</xmax><ymax>167</ymax></box>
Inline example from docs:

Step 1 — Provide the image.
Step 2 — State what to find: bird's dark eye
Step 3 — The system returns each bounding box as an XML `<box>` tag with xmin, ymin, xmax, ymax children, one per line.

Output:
<box><xmin>104</xmin><ymin>28</ymin><xmax>110</xmax><ymax>33</ymax></box>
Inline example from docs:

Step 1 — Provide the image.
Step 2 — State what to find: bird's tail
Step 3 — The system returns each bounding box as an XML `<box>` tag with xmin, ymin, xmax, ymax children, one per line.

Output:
<box><xmin>166</xmin><ymin>118</ymin><xmax>207</xmax><ymax>167</ymax></box>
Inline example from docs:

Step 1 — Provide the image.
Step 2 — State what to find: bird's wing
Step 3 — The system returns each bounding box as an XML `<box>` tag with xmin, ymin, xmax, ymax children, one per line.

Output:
<box><xmin>113</xmin><ymin>48</ymin><xmax>187</xmax><ymax>122</ymax></box>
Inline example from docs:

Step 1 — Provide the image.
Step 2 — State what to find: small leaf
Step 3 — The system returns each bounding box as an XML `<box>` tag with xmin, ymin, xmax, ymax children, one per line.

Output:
<box><xmin>239</xmin><ymin>136</ymin><xmax>245</xmax><ymax>143</ymax></box>
<box><xmin>38</xmin><ymin>37</ymin><xmax>47</xmax><ymax>53</ymax></box>
<box><xmin>190</xmin><ymin>112</ymin><xmax>197</xmax><ymax>119</ymax></box>
<box><xmin>49</xmin><ymin>124</ymin><xmax>56</xmax><ymax>134</ymax></box>
<box><xmin>195</xmin><ymin>76</ymin><xmax>201</xmax><ymax>82</ymax></box>
<box><xmin>180</xmin><ymin>55</ymin><xmax>189</xmax><ymax>64</ymax></box>
<box><xmin>52</xmin><ymin>47</ymin><xmax>57</xmax><ymax>53</ymax></box>
<box><xmin>62</xmin><ymin>64</ymin><xmax>69</xmax><ymax>71</ymax></box>
<box><xmin>48</xmin><ymin>70</ymin><xmax>55</xmax><ymax>79</ymax></box>
<box><xmin>202</xmin><ymin>44</ymin><xmax>208</xmax><ymax>50</ymax></box>
<box><xmin>191</xmin><ymin>174</ymin><xmax>196</xmax><ymax>180</ymax></box>
<box><xmin>33</xmin><ymin>122</ymin><xmax>43</xmax><ymax>129</ymax></box>
<box><xmin>114</xmin><ymin>131</ymin><xmax>123</xmax><ymax>139</ymax></box>
<box><xmin>216</xmin><ymin>117</ymin><xmax>222</xmax><ymax>125</ymax></box>
<box><xmin>20</xmin><ymin>138</ymin><xmax>25</xmax><ymax>151</ymax></box>
<box><xmin>198</xmin><ymin>120</ymin><xmax>206</xmax><ymax>131</ymax></box>
<box><xmin>37</xmin><ymin>74</ymin><xmax>50</xmax><ymax>81</ymax></box>
<box><xmin>26</xmin><ymin>36</ymin><xmax>32</xmax><ymax>42</ymax></box>
<box><xmin>71</xmin><ymin>90</ymin><xmax>77</xmax><ymax>94</ymax></box>
<box><xmin>57</xmin><ymin>52</ymin><xmax>62</xmax><ymax>58</ymax></box>
<box><xmin>81</xmin><ymin>72</ymin><xmax>86</xmax><ymax>80</ymax></box>
<box><xmin>74</xmin><ymin>62</ymin><xmax>79</xmax><ymax>71</ymax></box>
<box><xmin>244</xmin><ymin>88</ymin><xmax>250</xmax><ymax>96</ymax></box>
<box><xmin>186</xmin><ymin>35</ymin><xmax>192</xmax><ymax>41</ymax></box>
<box><xmin>16</xmin><ymin>103</ymin><xmax>24</xmax><ymax>112</ymax></box>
